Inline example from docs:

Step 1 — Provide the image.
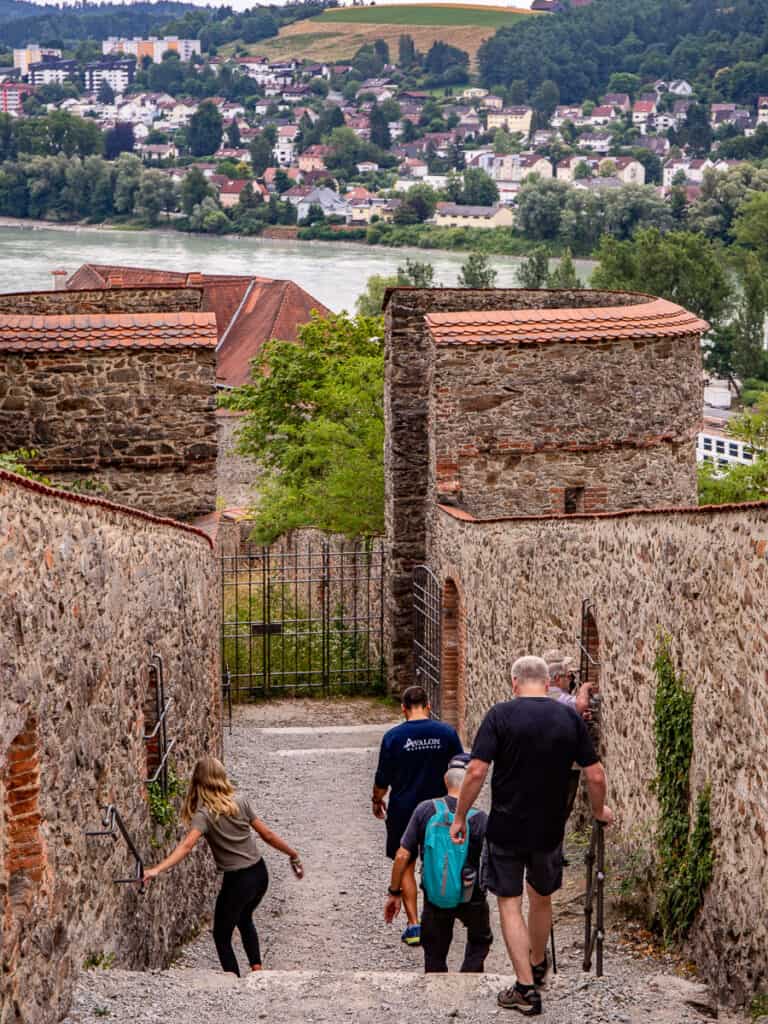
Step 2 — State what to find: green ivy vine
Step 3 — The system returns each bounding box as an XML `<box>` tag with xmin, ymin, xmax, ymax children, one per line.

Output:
<box><xmin>653</xmin><ymin>635</ymin><xmax>714</xmax><ymax>944</ymax></box>
<box><xmin>147</xmin><ymin>764</ymin><xmax>185</xmax><ymax>848</ymax></box>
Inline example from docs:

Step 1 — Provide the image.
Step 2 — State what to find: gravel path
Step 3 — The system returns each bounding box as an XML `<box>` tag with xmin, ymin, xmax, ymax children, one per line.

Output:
<box><xmin>64</xmin><ymin>699</ymin><xmax>742</xmax><ymax>1024</ymax></box>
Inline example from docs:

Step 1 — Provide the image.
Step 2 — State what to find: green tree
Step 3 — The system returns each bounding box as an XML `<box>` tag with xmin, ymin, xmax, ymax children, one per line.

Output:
<box><xmin>516</xmin><ymin>246</ymin><xmax>549</xmax><ymax>289</ymax></box>
<box><xmin>356</xmin><ymin>274</ymin><xmax>399</xmax><ymax>316</ymax></box>
<box><xmin>223</xmin><ymin>312</ymin><xmax>385</xmax><ymax>540</ymax></box>
<box><xmin>458</xmin><ymin>251</ymin><xmax>497</xmax><ymax>289</ymax></box>
<box><xmin>181</xmin><ymin>166</ymin><xmax>211</xmax><ymax>215</ymax></box>
<box><xmin>136</xmin><ymin>168</ymin><xmax>167</xmax><ymax>226</ymax></box>
<box><xmin>188</xmin><ymin>101</ymin><xmax>223</xmax><ymax>157</ymax></box>
<box><xmin>733</xmin><ymin>191</ymin><xmax>768</xmax><ymax>265</ymax></box>
<box><xmin>250</xmin><ymin>135</ymin><xmax>273</xmax><ymax>176</ymax></box>
<box><xmin>97</xmin><ymin>79</ymin><xmax>115</xmax><ymax>105</ymax></box>
<box><xmin>113</xmin><ymin>152</ymin><xmax>143</xmax><ymax>215</ymax></box>
<box><xmin>226</xmin><ymin>119</ymin><xmax>241</xmax><ymax>148</ymax></box>
<box><xmin>531</xmin><ymin>78</ymin><xmax>560</xmax><ymax>123</ymax></box>
<box><xmin>547</xmin><ymin>248</ymin><xmax>581</xmax><ymax>289</ymax></box>
<box><xmin>458</xmin><ymin>167</ymin><xmax>499</xmax><ymax>206</ymax></box>
<box><xmin>397</xmin><ymin>258</ymin><xmax>436</xmax><ymax>288</ymax></box>
<box><xmin>369</xmin><ymin>104</ymin><xmax>391</xmax><ymax>150</ymax></box>
<box><xmin>398</xmin><ymin>34</ymin><xmax>416</xmax><ymax>68</ymax></box>
<box><xmin>590</xmin><ymin>228</ymin><xmax>731</xmax><ymax>328</ymax></box>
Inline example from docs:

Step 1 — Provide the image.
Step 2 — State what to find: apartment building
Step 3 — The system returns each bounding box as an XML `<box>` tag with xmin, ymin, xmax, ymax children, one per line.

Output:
<box><xmin>102</xmin><ymin>36</ymin><xmax>201</xmax><ymax>63</ymax></box>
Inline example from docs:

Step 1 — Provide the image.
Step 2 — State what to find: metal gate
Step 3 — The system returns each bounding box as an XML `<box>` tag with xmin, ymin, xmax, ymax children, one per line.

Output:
<box><xmin>413</xmin><ymin>565</ymin><xmax>442</xmax><ymax>716</ymax></box>
<box><xmin>221</xmin><ymin>540</ymin><xmax>385</xmax><ymax>700</ymax></box>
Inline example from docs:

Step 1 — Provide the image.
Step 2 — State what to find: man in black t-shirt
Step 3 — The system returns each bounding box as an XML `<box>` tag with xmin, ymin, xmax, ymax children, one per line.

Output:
<box><xmin>450</xmin><ymin>655</ymin><xmax>613</xmax><ymax>1017</ymax></box>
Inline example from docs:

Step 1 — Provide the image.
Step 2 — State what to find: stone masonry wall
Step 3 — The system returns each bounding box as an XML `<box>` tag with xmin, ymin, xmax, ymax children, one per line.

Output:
<box><xmin>428</xmin><ymin>502</ymin><xmax>768</xmax><ymax>1005</ymax></box>
<box><xmin>384</xmin><ymin>287</ymin><xmax>673</xmax><ymax>693</ymax></box>
<box><xmin>0</xmin><ymin>287</ymin><xmax>202</xmax><ymax>316</ymax></box>
<box><xmin>429</xmin><ymin>334</ymin><xmax>701</xmax><ymax>516</ymax></box>
<box><xmin>0</xmin><ymin>348</ymin><xmax>217</xmax><ymax>520</ymax></box>
<box><xmin>0</xmin><ymin>470</ymin><xmax>221</xmax><ymax>1024</ymax></box>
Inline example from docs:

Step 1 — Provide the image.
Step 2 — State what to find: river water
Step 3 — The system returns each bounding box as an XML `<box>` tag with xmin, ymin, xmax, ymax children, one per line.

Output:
<box><xmin>0</xmin><ymin>224</ymin><xmax>592</xmax><ymax>311</ymax></box>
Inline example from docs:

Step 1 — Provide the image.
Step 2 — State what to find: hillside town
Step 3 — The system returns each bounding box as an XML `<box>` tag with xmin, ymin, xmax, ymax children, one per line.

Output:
<box><xmin>0</xmin><ymin>32</ymin><xmax>765</xmax><ymax>239</ymax></box>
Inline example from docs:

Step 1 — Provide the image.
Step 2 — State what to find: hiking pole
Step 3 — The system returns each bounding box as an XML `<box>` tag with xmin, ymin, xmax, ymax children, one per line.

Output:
<box><xmin>550</xmin><ymin>925</ymin><xmax>557</xmax><ymax>974</ymax></box>
<box><xmin>595</xmin><ymin>821</ymin><xmax>605</xmax><ymax>978</ymax></box>
<box><xmin>582</xmin><ymin>820</ymin><xmax>598</xmax><ymax>972</ymax></box>
<box><xmin>582</xmin><ymin>820</ymin><xmax>605</xmax><ymax>976</ymax></box>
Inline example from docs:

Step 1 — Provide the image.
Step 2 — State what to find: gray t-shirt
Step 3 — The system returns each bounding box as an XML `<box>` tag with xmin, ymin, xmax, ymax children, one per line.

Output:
<box><xmin>190</xmin><ymin>794</ymin><xmax>262</xmax><ymax>872</ymax></box>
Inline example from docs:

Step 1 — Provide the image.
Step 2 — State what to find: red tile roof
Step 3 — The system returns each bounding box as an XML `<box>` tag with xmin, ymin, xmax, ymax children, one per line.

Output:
<box><xmin>425</xmin><ymin>298</ymin><xmax>708</xmax><ymax>346</ymax></box>
<box><xmin>0</xmin><ymin>311</ymin><xmax>217</xmax><ymax>352</ymax></box>
<box><xmin>66</xmin><ymin>265</ymin><xmax>329</xmax><ymax>386</ymax></box>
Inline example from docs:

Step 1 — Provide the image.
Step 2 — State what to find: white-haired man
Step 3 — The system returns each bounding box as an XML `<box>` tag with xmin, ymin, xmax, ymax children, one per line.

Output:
<box><xmin>543</xmin><ymin>650</ymin><xmax>592</xmax><ymax>717</ymax></box>
<box><xmin>450</xmin><ymin>655</ymin><xmax>613</xmax><ymax>1017</ymax></box>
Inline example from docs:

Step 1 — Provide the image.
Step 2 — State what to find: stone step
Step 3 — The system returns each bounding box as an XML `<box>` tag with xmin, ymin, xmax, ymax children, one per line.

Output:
<box><xmin>68</xmin><ymin>966</ymin><xmax>730</xmax><ymax>1024</ymax></box>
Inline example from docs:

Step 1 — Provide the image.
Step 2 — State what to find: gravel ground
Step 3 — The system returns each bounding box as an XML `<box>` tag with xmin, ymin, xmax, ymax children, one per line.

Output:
<box><xmin>63</xmin><ymin>699</ymin><xmax>743</xmax><ymax>1024</ymax></box>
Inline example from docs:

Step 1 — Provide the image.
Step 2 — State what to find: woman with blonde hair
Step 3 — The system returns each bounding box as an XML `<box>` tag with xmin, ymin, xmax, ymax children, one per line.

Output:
<box><xmin>143</xmin><ymin>755</ymin><xmax>303</xmax><ymax>975</ymax></box>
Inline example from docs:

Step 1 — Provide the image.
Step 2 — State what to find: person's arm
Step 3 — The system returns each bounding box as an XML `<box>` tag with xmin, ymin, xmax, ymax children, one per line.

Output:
<box><xmin>582</xmin><ymin>762</ymin><xmax>613</xmax><ymax>825</ymax></box>
<box><xmin>372</xmin><ymin>735</ymin><xmax>392</xmax><ymax>819</ymax></box>
<box><xmin>250</xmin><ymin>816</ymin><xmax>305</xmax><ymax>877</ymax></box>
<box><xmin>450</xmin><ymin>759</ymin><xmax>489</xmax><ymax>844</ymax></box>
<box><xmin>143</xmin><ymin>829</ymin><xmax>202</xmax><ymax>881</ymax></box>
<box><xmin>384</xmin><ymin>846</ymin><xmax>412</xmax><ymax>923</ymax></box>
<box><xmin>574</xmin><ymin>682</ymin><xmax>593</xmax><ymax>716</ymax></box>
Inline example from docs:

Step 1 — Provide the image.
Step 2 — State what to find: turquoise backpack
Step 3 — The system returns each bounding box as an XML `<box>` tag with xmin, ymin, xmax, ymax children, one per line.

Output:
<box><xmin>422</xmin><ymin>799</ymin><xmax>479</xmax><ymax>909</ymax></box>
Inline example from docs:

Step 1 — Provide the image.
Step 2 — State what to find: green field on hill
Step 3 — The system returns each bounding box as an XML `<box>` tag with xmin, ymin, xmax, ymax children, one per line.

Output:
<box><xmin>318</xmin><ymin>4</ymin><xmax>533</xmax><ymax>28</ymax></box>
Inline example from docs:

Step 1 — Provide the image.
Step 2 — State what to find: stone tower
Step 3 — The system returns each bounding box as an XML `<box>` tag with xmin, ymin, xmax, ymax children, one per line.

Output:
<box><xmin>383</xmin><ymin>287</ymin><xmax>707</xmax><ymax>689</ymax></box>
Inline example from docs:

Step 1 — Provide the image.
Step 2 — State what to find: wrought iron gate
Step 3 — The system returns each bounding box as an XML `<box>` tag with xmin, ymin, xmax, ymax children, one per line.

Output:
<box><xmin>221</xmin><ymin>540</ymin><xmax>385</xmax><ymax>700</ymax></box>
<box><xmin>413</xmin><ymin>565</ymin><xmax>442</xmax><ymax>717</ymax></box>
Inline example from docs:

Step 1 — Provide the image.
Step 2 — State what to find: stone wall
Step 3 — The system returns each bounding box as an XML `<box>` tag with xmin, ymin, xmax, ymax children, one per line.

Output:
<box><xmin>0</xmin><ymin>348</ymin><xmax>217</xmax><ymax>520</ymax></box>
<box><xmin>0</xmin><ymin>286</ymin><xmax>202</xmax><ymax>316</ymax></box>
<box><xmin>0</xmin><ymin>469</ymin><xmax>221</xmax><ymax>1024</ymax></box>
<box><xmin>216</xmin><ymin>410</ymin><xmax>260</xmax><ymax>509</ymax></box>
<box><xmin>429</xmin><ymin>334</ymin><xmax>701</xmax><ymax>517</ymax></box>
<box><xmin>383</xmin><ymin>287</ymin><xmax>697</xmax><ymax>692</ymax></box>
<box><xmin>427</xmin><ymin>501</ymin><xmax>768</xmax><ymax>1005</ymax></box>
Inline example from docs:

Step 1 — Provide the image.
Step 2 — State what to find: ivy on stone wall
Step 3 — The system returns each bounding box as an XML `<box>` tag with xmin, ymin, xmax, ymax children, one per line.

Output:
<box><xmin>653</xmin><ymin>635</ymin><xmax>714</xmax><ymax>944</ymax></box>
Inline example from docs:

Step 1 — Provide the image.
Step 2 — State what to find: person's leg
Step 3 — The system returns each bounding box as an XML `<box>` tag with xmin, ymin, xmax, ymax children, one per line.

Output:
<box><xmin>525</xmin><ymin>845</ymin><xmax>563</xmax><ymax>976</ymax></box>
<box><xmin>456</xmin><ymin>899</ymin><xmax>492</xmax><ymax>973</ymax></box>
<box><xmin>401</xmin><ymin>860</ymin><xmax>419</xmax><ymax>926</ymax></box>
<box><xmin>420</xmin><ymin>900</ymin><xmax>453</xmax><ymax>973</ymax></box>
<box><xmin>526</xmin><ymin>884</ymin><xmax>552</xmax><ymax>969</ymax></box>
<box><xmin>213</xmin><ymin>874</ymin><xmax>242</xmax><ymax>976</ymax></box>
<box><xmin>236</xmin><ymin>860</ymin><xmax>269</xmax><ymax>970</ymax></box>
<box><xmin>497</xmin><ymin>895</ymin><xmax>534</xmax><ymax>986</ymax></box>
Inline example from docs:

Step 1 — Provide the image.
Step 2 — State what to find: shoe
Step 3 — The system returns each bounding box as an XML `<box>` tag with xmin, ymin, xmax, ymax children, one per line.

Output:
<box><xmin>401</xmin><ymin>924</ymin><xmax>421</xmax><ymax>946</ymax></box>
<box><xmin>497</xmin><ymin>985</ymin><xmax>542</xmax><ymax>1015</ymax></box>
<box><xmin>532</xmin><ymin>955</ymin><xmax>549</xmax><ymax>987</ymax></box>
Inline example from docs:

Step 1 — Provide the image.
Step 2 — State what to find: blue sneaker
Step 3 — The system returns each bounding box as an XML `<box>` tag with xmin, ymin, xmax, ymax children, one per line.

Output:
<box><xmin>401</xmin><ymin>924</ymin><xmax>421</xmax><ymax>947</ymax></box>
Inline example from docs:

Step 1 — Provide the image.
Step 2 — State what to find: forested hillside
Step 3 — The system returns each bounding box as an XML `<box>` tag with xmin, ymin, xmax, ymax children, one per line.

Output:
<box><xmin>479</xmin><ymin>0</ymin><xmax>768</xmax><ymax>105</ymax></box>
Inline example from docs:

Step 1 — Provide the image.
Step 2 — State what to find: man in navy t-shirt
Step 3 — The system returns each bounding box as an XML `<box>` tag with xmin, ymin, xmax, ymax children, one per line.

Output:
<box><xmin>372</xmin><ymin>685</ymin><xmax>463</xmax><ymax>947</ymax></box>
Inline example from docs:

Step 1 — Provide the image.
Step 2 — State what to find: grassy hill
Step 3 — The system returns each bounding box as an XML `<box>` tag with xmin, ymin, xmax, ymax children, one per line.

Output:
<box><xmin>253</xmin><ymin>3</ymin><xmax>534</xmax><ymax>64</ymax></box>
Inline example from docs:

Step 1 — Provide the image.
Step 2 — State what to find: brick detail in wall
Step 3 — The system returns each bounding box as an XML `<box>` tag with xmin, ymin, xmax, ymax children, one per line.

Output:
<box><xmin>5</xmin><ymin>717</ymin><xmax>44</xmax><ymax>886</ymax></box>
<box><xmin>440</xmin><ymin>579</ymin><xmax>466</xmax><ymax>740</ymax></box>
<box><xmin>144</xmin><ymin>664</ymin><xmax>161</xmax><ymax>780</ymax></box>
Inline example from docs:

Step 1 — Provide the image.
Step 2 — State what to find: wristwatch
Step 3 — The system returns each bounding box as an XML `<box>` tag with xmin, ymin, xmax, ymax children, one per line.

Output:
<box><xmin>388</xmin><ymin>886</ymin><xmax>402</xmax><ymax>896</ymax></box>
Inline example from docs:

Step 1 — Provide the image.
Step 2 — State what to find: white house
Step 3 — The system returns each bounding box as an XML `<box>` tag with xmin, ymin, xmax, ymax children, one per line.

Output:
<box><xmin>296</xmin><ymin>187</ymin><xmax>351</xmax><ymax>223</ymax></box>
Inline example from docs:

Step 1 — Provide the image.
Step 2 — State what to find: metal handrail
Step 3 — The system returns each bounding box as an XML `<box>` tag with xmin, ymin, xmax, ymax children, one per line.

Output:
<box><xmin>85</xmin><ymin>804</ymin><xmax>145</xmax><ymax>886</ymax></box>
<box><xmin>145</xmin><ymin>737</ymin><xmax>177</xmax><ymax>786</ymax></box>
<box><xmin>143</xmin><ymin>696</ymin><xmax>174</xmax><ymax>741</ymax></box>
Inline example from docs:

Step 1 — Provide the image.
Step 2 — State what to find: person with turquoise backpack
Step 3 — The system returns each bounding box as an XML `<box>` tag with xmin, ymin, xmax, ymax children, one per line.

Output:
<box><xmin>384</xmin><ymin>754</ymin><xmax>492</xmax><ymax>973</ymax></box>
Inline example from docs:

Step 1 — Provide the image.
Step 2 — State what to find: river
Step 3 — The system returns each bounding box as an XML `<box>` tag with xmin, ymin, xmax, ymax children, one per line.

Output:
<box><xmin>0</xmin><ymin>224</ymin><xmax>593</xmax><ymax>311</ymax></box>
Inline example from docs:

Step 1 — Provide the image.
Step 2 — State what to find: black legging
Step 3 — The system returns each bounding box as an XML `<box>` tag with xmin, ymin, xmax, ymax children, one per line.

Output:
<box><xmin>213</xmin><ymin>859</ymin><xmax>269</xmax><ymax>975</ymax></box>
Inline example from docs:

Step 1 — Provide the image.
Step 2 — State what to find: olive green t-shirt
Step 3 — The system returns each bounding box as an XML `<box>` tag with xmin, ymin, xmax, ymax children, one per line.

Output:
<box><xmin>191</xmin><ymin>794</ymin><xmax>262</xmax><ymax>872</ymax></box>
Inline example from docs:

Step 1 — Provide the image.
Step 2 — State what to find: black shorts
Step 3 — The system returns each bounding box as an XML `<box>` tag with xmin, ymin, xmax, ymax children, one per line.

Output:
<box><xmin>385</xmin><ymin>815</ymin><xmax>409</xmax><ymax>860</ymax></box>
<box><xmin>481</xmin><ymin>841</ymin><xmax>563</xmax><ymax>898</ymax></box>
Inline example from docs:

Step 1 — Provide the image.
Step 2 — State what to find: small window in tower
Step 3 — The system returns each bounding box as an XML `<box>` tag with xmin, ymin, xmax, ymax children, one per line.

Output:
<box><xmin>564</xmin><ymin>487</ymin><xmax>585</xmax><ymax>514</ymax></box>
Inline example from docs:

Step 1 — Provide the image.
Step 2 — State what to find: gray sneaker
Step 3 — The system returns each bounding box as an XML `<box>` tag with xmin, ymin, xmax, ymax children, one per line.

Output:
<box><xmin>497</xmin><ymin>986</ymin><xmax>542</xmax><ymax>1015</ymax></box>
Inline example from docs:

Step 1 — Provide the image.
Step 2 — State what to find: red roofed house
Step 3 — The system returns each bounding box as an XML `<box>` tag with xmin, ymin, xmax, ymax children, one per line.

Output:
<box><xmin>632</xmin><ymin>99</ymin><xmax>656</xmax><ymax>131</ymax></box>
<box><xmin>65</xmin><ymin>264</ymin><xmax>329</xmax><ymax>389</ymax></box>
<box><xmin>298</xmin><ymin>144</ymin><xmax>331</xmax><ymax>173</ymax></box>
<box><xmin>0</xmin><ymin>279</ymin><xmax>218</xmax><ymax>517</ymax></box>
<box><xmin>218</xmin><ymin>179</ymin><xmax>251</xmax><ymax>208</ymax></box>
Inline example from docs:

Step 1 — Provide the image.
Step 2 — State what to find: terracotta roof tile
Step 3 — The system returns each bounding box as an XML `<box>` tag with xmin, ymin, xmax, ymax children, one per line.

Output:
<box><xmin>65</xmin><ymin>264</ymin><xmax>329</xmax><ymax>387</ymax></box>
<box><xmin>425</xmin><ymin>299</ymin><xmax>708</xmax><ymax>346</ymax></box>
<box><xmin>0</xmin><ymin>311</ymin><xmax>218</xmax><ymax>352</ymax></box>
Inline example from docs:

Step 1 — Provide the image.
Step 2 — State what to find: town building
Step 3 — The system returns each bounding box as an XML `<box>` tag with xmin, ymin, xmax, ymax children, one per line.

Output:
<box><xmin>0</xmin><ymin>80</ymin><xmax>32</xmax><ymax>114</ymax></box>
<box><xmin>13</xmin><ymin>44</ymin><xmax>60</xmax><ymax>76</ymax></box>
<box><xmin>102</xmin><ymin>36</ymin><xmax>201</xmax><ymax>63</ymax></box>
<box><xmin>84</xmin><ymin>60</ymin><xmax>136</xmax><ymax>95</ymax></box>
<box><xmin>486</xmin><ymin>106</ymin><xmax>534</xmax><ymax>135</ymax></box>
<box><xmin>28</xmin><ymin>58</ymin><xmax>78</xmax><ymax>87</ymax></box>
<box><xmin>433</xmin><ymin>203</ymin><xmax>515</xmax><ymax>229</ymax></box>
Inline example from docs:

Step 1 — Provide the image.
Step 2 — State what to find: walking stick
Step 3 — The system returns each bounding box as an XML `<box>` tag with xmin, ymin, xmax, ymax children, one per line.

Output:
<box><xmin>550</xmin><ymin>925</ymin><xmax>557</xmax><ymax>974</ymax></box>
<box><xmin>582</xmin><ymin>820</ymin><xmax>605</xmax><ymax>977</ymax></box>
